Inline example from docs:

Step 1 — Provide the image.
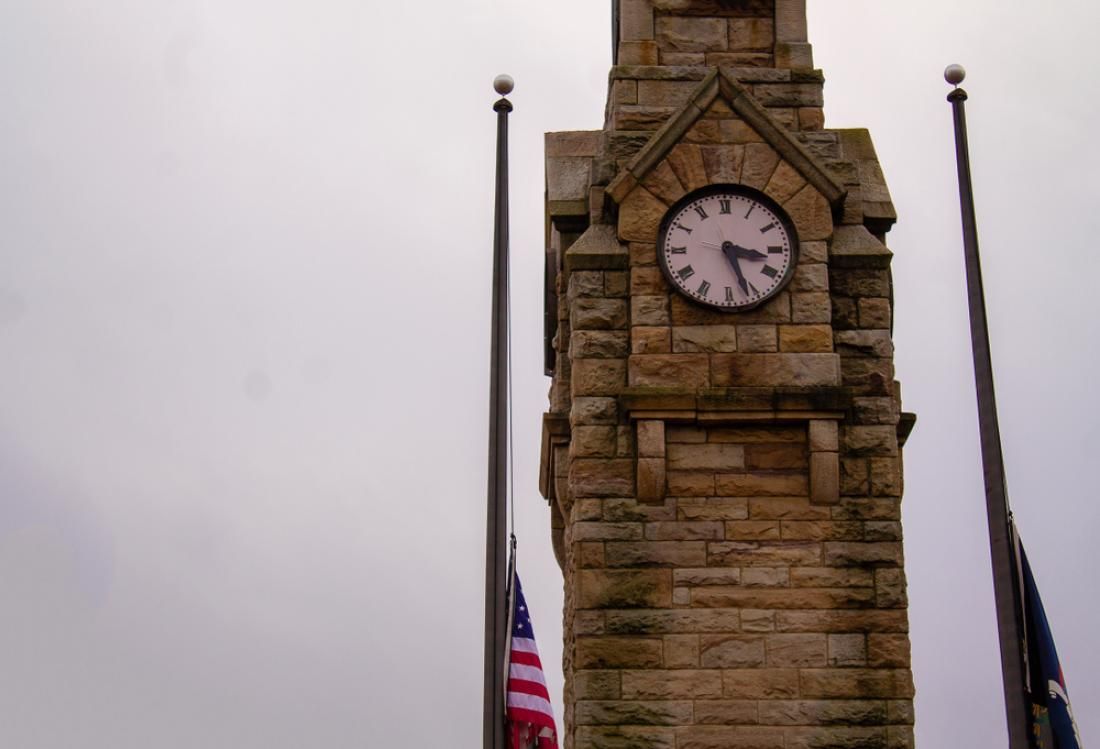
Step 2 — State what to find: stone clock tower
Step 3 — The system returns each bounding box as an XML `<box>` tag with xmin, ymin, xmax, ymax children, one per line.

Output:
<box><xmin>538</xmin><ymin>1</ymin><xmax>916</xmax><ymax>747</ymax></box>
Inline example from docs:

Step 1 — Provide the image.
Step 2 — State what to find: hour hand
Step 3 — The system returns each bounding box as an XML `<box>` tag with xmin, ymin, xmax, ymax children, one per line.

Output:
<box><xmin>733</xmin><ymin>246</ymin><xmax>767</xmax><ymax>261</ymax></box>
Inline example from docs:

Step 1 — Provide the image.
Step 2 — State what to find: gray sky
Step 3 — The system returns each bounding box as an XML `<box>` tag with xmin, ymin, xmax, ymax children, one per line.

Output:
<box><xmin>1</xmin><ymin>1</ymin><xmax>1097</xmax><ymax>746</ymax></box>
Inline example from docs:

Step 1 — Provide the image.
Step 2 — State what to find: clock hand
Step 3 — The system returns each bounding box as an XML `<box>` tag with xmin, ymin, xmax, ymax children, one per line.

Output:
<box><xmin>721</xmin><ymin>242</ymin><xmax>749</xmax><ymax>296</ymax></box>
<box><xmin>733</xmin><ymin>246</ymin><xmax>768</xmax><ymax>261</ymax></box>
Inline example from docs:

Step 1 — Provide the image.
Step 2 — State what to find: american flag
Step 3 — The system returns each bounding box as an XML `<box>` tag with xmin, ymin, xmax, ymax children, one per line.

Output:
<box><xmin>506</xmin><ymin>573</ymin><xmax>558</xmax><ymax>749</ymax></box>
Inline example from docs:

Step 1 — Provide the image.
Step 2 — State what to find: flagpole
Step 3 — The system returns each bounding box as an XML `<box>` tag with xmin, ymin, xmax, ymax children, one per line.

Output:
<box><xmin>945</xmin><ymin>64</ymin><xmax>1030</xmax><ymax>749</ymax></box>
<box><xmin>484</xmin><ymin>73</ymin><xmax>513</xmax><ymax>749</ymax></box>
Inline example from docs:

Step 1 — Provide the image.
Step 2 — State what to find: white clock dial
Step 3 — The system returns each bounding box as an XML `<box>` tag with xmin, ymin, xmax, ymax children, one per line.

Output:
<box><xmin>657</xmin><ymin>187</ymin><xmax>799</xmax><ymax>311</ymax></box>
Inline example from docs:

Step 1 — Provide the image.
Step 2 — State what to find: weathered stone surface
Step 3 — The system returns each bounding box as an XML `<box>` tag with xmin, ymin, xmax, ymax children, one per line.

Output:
<box><xmin>836</xmin><ymin>330</ymin><xmax>893</xmax><ymax>358</ymax></box>
<box><xmin>759</xmin><ymin>700</ymin><xmax>886</xmax><ymax>726</ymax></box>
<box><xmin>868</xmin><ymin>634</ymin><xmax>911</xmax><ymax>668</ymax></box>
<box><xmin>809</xmin><ymin>420</ymin><xmax>839</xmax><ymax>451</ymax></box>
<box><xmin>875</xmin><ymin>568</ymin><xmax>908</xmax><ymax>609</ymax></box>
<box><xmin>569</xmin><ymin>271</ymin><xmax>605</xmax><ymax>300</ymax></box>
<box><xmin>630</xmin><ymin>353</ymin><xmax>711</xmax><ymax>388</ymax></box>
<box><xmin>700</xmin><ymin>635</ymin><xmax>766</xmax><ymax>668</ymax></box>
<box><xmin>637</xmin><ymin>420</ymin><xmax>666</xmax><ymax>457</ymax></box>
<box><xmin>740</xmin><ymin>143</ymin><xmax>780</xmax><ymax>190</ymax></box>
<box><xmin>572</xmin><ymin>359</ymin><xmax>627</xmax><ymax>397</ymax></box>
<box><xmin>859</xmin><ymin>297</ymin><xmax>892</xmax><ymax>329</ymax></box>
<box><xmin>748</xmin><ymin>497</ymin><xmax>829</xmax><ymax>520</ymax></box>
<box><xmin>765</xmin><ymin>633</ymin><xmax>827</xmax><ymax>667</ymax></box>
<box><xmin>672</xmin><ymin>325</ymin><xmax>738</xmax><ymax>353</ymax></box>
<box><xmin>776</xmin><ymin>610</ymin><xmax>909</xmax><ymax>634</ymax></box>
<box><xmin>606</xmin><ymin>540</ymin><xmax>707</xmax><ymax>567</ymax></box>
<box><xmin>741</xmin><ymin>567</ymin><xmax>789</xmax><ymax>587</ymax></box>
<box><xmin>800</xmin><ymin>669</ymin><xmax>914</xmax><ymax>699</ymax></box>
<box><xmin>664</xmin><ymin>634</ymin><xmax>700</xmax><ymax>668</ymax></box>
<box><xmin>828</xmin><ymin>633</ymin><xmax>868</xmax><ymax>667</ymax></box>
<box><xmin>606</xmin><ymin>608</ymin><xmax>741</xmax><ymax>635</ymax></box>
<box><xmin>605</xmin><ymin>270</ymin><xmax>629</xmax><ymax>297</ymax></box>
<box><xmin>655</xmin><ymin>16</ymin><xmax>728</xmax><ymax>52</ymax></box>
<box><xmin>737</xmin><ymin>324</ymin><xmax>778</xmax><ymax>352</ymax></box>
<box><xmin>674</xmin><ymin>567</ymin><xmax>741</xmax><ymax>586</ymax></box>
<box><xmin>573</xmin><ymin>426</ymin><xmax>619</xmax><ymax>458</ymax></box>
<box><xmin>578</xmin><ymin>569</ymin><xmax>672</xmax><ymax>609</ymax></box>
<box><xmin>576</xmin><ymin>636</ymin><xmax>664</xmax><ymax>669</ymax></box>
<box><xmin>711</xmin><ymin>353</ymin><xmax>840</xmax><ymax>387</ymax></box>
<box><xmin>622</xmin><ymin>669</ymin><xmax>724</xmax><ymax>699</ymax></box>
<box><xmin>618</xmin><ymin>40</ymin><xmax>660</xmax><ymax>66</ymax></box>
<box><xmin>640</xmin><ymin>159</ymin><xmax>686</xmax><ymax>207</ymax></box>
<box><xmin>668</xmin><ymin>443</ymin><xmax>745</xmax><ymax>471</ymax></box>
<box><xmin>677</xmin><ymin>497</ymin><xmax>749</xmax><ymax>521</ymax></box>
<box><xmin>781</xmin><ymin>520</ymin><xmax>861</xmax><ymax>541</ymax></box>
<box><xmin>576</xmin><ymin>700</ymin><xmax>693</xmax><ymax>726</ymax></box>
<box><xmin>832</xmin><ymin>269</ymin><xmax>891</xmax><ymax>298</ymax></box>
<box><xmin>692</xmin><ymin>700</ymin><xmax>759</xmax><ymax>726</ymax></box>
<box><xmin>810</xmin><ymin>451</ymin><xmax>840</xmax><ymax>505</ymax></box>
<box><xmin>746</xmin><ymin>443</ymin><xmax>806</xmax><ymax>470</ymax></box>
<box><xmin>620</xmin><ymin>0</ymin><xmax>655</xmax><ymax>40</ymax></box>
<box><xmin>700</xmin><ymin>144</ymin><xmax>744</xmax><ymax>183</ymax></box>
<box><xmin>672</xmin><ymin>291</ymin><xmax>790</xmax><ymax>325</ymax></box>
<box><xmin>717</xmin><ymin>472</ymin><xmax>809</xmax><ymax>497</ymax></box>
<box><xmin>574</xmin><ymin>670</ymin><xmax>621</xmax><ymax>700</ymax></box>
<box><xmin>645</xmin><ymin>521</ymin><xmax>723</xmax><ymax>541</ymax></box>
<box><xmin>693</xmin><ymin>586</ymin><xmax>874</xmax><ymax>610</ymax></box>
<box><xmin>572</xmin><ymin>396</ymin><xmax>618</xmax><ymax>425</ymax></box>
<box><xmin>619</xmin><ymin>186</ymin><xmax>668</xmax><ymax>243</ymax></box>
<box><xmin>632</xmin><ymin>295</ymin><xmax>671</xmax><ymax>326</ymax></box>
<box><xmin>764</xmin><ymin>159</ymin><xmax>807</xmax><ymax>205</ymax></box>
<box><xmin>572</xmin><ymin>330</ymin><xmax>630</xmax><ymax>359</ymax></box>
<box><xmin>632</xmin><ymin>325</ymin><xmax>671</xmax><ymax>354</ymax></box>
<box><xmin>572</xmin><ymin>299</ymin><xmax>629</xmax><ymax>331</ymax></box>
<box><xmin>724</xmin><ymin>520</ymin><xmax>781</xmax><ymax>541</ymax></box>
<box><xmin>638</xmin><ymin>79</ymin><xmax>699</xmax><ymax>108</ymax></box>
<box><xmin>790</xmin><ymin>263</ymin><xmax>829</xmax><ymax>293</ymax></box>
<box><xmin>785</xmin><ymin>727</ymin><xmax>889</xmax><ymax>749</ymax></box>
<box><xmin>823</xmin><ymin>541</ymin><xmax>903</xmax><ymax>567</ymax></box>
<box><xmin>708</xmin><ymin>541</ymin><xmax>821</xmax><ymax>566</ymax></box>
<box><xmin>844</xmin><ymin>426</ymin><xmax>898</xmax><ymax>456</ymax></box>
<box><xmin>665</xmin><ymin>145</ymin><xmax>709</xmax><ymax>193</ymax></box>
<box><xmin>573</xmin><ymin>521</ymin><xmax>643</xmax><ymax>541</ymax></box>
<box><xmin>791</xmin><ymin>567</ymin><xmax>874</xmax><ymax>588</ymax></box>
<box><xmin>667</xmin><ymin>471</ymin><xmax>716</xmax><ymax>496</ymax></box>
<box><xmin>770</xmin><ymin>323</ymin><xmax>830</xmax><ymax>356</ymax></box>
<box><xmin>575</xmin><ymin>725</ymin><xmax>675</xmax><ymax>749</ymax></box>
<box><xmin>723</xmin><ymin>669</ymin><xmax>799</xmax><ymax>699</ymax></box>
<box><xmin>790</xmin><ymin>292</ymin><xmax>832</xmax><ymax>324</ymax></box>
<box><xmin>728</xmin><ymin>17</ymin><xmax>774</xmax><ymax>50</ymax></box>
<box><xmin>784</xmin><ymin>184</ymin><xmax>833</xmax><ymax>241</ymax></box>
<box><xmin>754</xmin><ymin>82</ymin><xmax>824</xmax><ymax>108</ymax></box>
<box><xmin>571</xmin><ymin>458</ymin><xmax>634</xmax><ymax>497</ymax></box>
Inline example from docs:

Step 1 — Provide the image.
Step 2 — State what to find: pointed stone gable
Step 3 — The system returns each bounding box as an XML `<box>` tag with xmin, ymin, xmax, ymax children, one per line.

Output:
<box><xmin>607</xmin><ymin>68</ymin><xmax>845</xmax><ymax>209</ymax></box>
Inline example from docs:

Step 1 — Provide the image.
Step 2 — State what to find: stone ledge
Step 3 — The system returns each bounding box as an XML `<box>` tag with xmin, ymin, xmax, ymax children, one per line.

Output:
<box><xmin>620</xmin><ymin>386</ymin><xmax>853</xmax><ymax>419</ymax></box>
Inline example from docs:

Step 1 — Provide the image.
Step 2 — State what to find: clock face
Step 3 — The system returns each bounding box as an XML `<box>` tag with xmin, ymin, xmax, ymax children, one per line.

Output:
<box><xmin>657</xmin><ymin>186</ymin><xmax>799</xmax><ymax>311</ymax></box>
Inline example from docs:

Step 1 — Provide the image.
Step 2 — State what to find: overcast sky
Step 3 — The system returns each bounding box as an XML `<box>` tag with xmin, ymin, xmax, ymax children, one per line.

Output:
<box><xmin>1</xmin><ymin>1</ymin><xmax>1097</xmax><ymax>746</ymax></box>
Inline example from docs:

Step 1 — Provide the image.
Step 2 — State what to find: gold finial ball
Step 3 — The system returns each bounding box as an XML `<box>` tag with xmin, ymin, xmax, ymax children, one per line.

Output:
<box><xmin>493</xmin><ymin>74</ymin><xmax>514</xmax><ymax>96</ymax></box>
<box><xmin>944</xmin><ymin>64</ymin><xmax>966</xmax><ymax>86</ymax></box>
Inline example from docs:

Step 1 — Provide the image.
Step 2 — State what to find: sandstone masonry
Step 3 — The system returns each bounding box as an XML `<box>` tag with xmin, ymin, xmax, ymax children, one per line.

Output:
<box><xmin>539</xmin><ymin>2</ymin><xmax>916</xmax><ymax>747</ymax></box>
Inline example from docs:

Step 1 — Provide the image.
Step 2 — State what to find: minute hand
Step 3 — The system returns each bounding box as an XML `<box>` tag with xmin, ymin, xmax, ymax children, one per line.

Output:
<box><xmin>722</xmin><ymin>243</ymin><xmax>750</xmax><ymax>295</ymax></box>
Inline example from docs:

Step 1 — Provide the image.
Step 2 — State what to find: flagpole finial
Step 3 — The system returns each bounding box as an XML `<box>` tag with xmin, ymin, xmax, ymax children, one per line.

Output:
<box><xmin>494</xmin><ymin>74</ymin><xmax>515</xmax><ymax>96</ymax></box>
<box><xmin>945</xmin><ymin>64</ymin><xmax>966</xmax><ymax>87</ymax></box>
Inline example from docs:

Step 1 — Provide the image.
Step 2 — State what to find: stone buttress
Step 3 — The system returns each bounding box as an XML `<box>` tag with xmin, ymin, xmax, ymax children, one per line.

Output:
<box><xmin>538</xmin><ymin>2</ymin><xmax>917</xmax><ymax>747</ymax></box>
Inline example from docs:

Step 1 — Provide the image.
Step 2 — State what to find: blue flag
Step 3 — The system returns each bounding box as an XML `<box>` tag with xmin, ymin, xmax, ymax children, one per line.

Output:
<box><xmin>1016</xmin><ymin>526</ymin><xmax>1083</xmax><ymax>748</ymax></box>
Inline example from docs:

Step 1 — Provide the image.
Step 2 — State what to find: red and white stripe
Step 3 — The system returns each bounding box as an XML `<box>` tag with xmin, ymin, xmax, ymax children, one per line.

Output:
<box><xmin>507</xmin><ymin>636</ymin><xmax>557</xmax><ymax>748</ymax></box>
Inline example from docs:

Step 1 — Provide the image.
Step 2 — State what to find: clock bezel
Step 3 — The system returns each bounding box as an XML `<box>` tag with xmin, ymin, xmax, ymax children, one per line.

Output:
<box><xmin>656</xmin><ymin>184</ymin><xmax>801</xmax><ymax>313</ymax></box>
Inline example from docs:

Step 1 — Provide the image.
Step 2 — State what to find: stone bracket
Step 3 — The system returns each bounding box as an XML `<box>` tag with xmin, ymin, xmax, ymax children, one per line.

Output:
<box><xmin>635</xmin><ymin>419</ymin><xmax>666</xmax><ymax>504</ymax></box>
<box><xmin>808</xmin><ymin>419</ymin><xmax>840</xmax><ymax>505</ymax></box>
<box><xmin>539</xmin><ymin>412</ymin><xmax>571</xmax><ymax>503</ymax></box>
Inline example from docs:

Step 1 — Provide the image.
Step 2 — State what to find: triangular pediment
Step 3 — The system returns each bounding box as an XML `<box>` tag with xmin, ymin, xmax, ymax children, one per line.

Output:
<box><xmin>607</xmin><ymin>67</ymin><xmax>846</xmax><ymax>208</ymax></box>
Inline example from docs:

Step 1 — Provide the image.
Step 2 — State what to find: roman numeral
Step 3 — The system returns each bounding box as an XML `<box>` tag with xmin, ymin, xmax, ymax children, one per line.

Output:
<box><xmin>748</xmin><ymin>281</ymin><xmax>761</xmax><ymax>296</ymax></box>
<box><xmin>674</xmin><ymin>223</ymin><xmax>692</xmax><ymax>234</ymax></box>
<box><xmin>677</xmin><ymin>265</ymin><xmax>695</xmax><ymax>280</ymax></box>
<box><xmin>760</xmin><ymin>222</ymin><xmax>776</xmax><ymax>234</ymax></box>
<box><xmin>761</xmin><ymin>265</ymin><xmax>779</xmax><ymax>279</ymax></box>
<box><xmin>725</xmin><ymin>287</ymin><xmax>734</xmax><ymax>302</ymax></box>
<box><xmin>693</xmin><ymin>206</ymin><xmax>708</xmax><ymax>220</ymax></box>
<box><xmin>670</xmin><ymin>246</ymin><xmax>687</xmax><ymax>254</ymax></box>
<box><xmin>719</xmin><ymin>199</ymin><xmax>731</xmax><ymax>214</ymax></box>
<box><xmin>767</xmin><ymin>246</ymin><xmax>784</xmax><ymax>254</ymax></box>
<box><xmin>697</xmin><ymin>280</ymin><xmax>711</xmax><ymax>297</ymax></box>
<box><xmin>745</xmin><ymin>205</ymin><xmax>755</xmax><ymax>219</ymax></box>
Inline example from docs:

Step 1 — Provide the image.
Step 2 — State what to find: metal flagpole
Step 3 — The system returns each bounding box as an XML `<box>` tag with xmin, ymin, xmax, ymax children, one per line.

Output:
<box><xmin>484</xmin><ymin>73</ymin><xmax>514</xmax><ymax>749</ymax></box>
<box><xmin>944</xmin><ymin>64</ymin><xmax>1030</xmax><ymax>749</ymax></box>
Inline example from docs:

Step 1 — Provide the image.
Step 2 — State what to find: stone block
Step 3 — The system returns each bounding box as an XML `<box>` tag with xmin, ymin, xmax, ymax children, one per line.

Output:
<box><xmin>741</xmin><ymin>567</ymin><xmax>789</xmax><ymax>587</ymax></box>
<box><xmin>665</xmin><ymin>145</ymin><xmax>709</xmax><ymax>193</ymax></box>
<box><xmin>637</xmin><ymin>420</ymin><xmax>666</xmax><ymax>458</ymax></box>
<box><xmin>606</xmin><ymin>540</ymin><xmax>707</xmax><ymax>567</ymax></box>
<box><xmin>667</xmin><ymin>443</ymin><xmax>745</xmax><ymax>471</ymax></box>
<box><xmin>664</xmin><ymin>635</ymin><xmax>700</xmax><ymax>668</ymax></box>
<box><xmin>662</xmin><ymin>51</ymin><xmax>706</xmax><ymax>66</ymax></box>
<box><xmin>631</xmin><ymin>295</ymin><xmax>671</xmax><ymax>326</ymax></box>
<box><xmin>640</xmin><ymin>159</ymin><xmax>686</xmax><ymax>207</ymax></box>
<box><xmin>865</xmin><ymin>521</ymin><xmax>902</xmax><ymax>542</ymax></box>
<box><xmin>754</xmin><ymin>82</ymin><xmax>824</xmax><ymax>107</ymax></box>
<box><xmin>790</xmin><ymin>263</ymin><xmax>829</xmax><ymax>293</ymax></box>
<box><xmin>775</xmin><ymin>0</ymin><xmax>808</xmax><ymax>42</ymax></box>
<box><xmin>740</xmin><ymin>143</ymin><xmax>780</xmax><ymax>191</ymax></box>
<box><xmin>859</xmin><ymin>297</ymin><xmax>892</xmax><ymax>329</ymax></box>
<box><xmin>722</xmin><ymin>669</ymin><xmax>799</xmax><ymax>699</ymax></box>
<box><xmin>799</xmin><ymin>669</ymin><xmax>914</xmax><ymax>699</ymax></box>
<box><xmin>717</xmin><ymin>472</ymin><xmax>809</xmax><ymax>497</ymax></box>
<box><xmin>828</xmin><ymin>633</ymin><xmax>868</xmax><ymax>667</ymax></box>
<box><xmin>724</xmin><ymin>520</ymin><xmax>781</xmax><ymax>541</ymax></box>
<box><xmin>799</xmin><ymin>107</ymin><xmax>825</xmax><ymax>130</ymax></box>
<box><xmin>700</xmin><ymin>144</ymin><xmax>744</xmax><ymax>183</ymax></box>
<box><xmin>572</xmin><ymin>396</ymin><xmax>618</xmax><ymax>425</ymax></box>
<box><xmin>764</xmin><ymin>160</ymin><xmax>806</xmax><ymax>205</ymax></box>
<box><xmin>691</xmin><ymin>700</ymin><xmax>759</xmax><ymax>726</ymax></box>
<box><xmin>637</xmin><ymin>79</ymin><xmax>698</xmax><ymax>108</ymax></box>
<box><xmin>629</xmin><ymin>353</ymin><xmax>711</xmax><ymax>388</ymax></box>
<box><xmin>868</xmin><ymin>633</ymin><xmax>911</xmax><ymax>668</ymax></box>
<box><xmin>741</xmin><ymin>609</ymin><xmax>776</xmax><ymax>632</ymax></box>
<box><xmin>823</xmin><ymin>541</ymin><xmax>903</xmax><ymax>567</ymax></box>
<box><xmin>783</xmin><ymin>184</ymin><xmax>832</xmax><ymax>241</ymax></box>
<box><xmin>785</xmin><ymin>727</ymin><xmax>889</xmax><ymax>749</ymax></box>
<box><xmin>655</xmin><ymin>16</ymin><xmax>728</xmax><ymax>52</ymax></box>
<box><xmin>605</xmin><ymin>270</ymin><xmax>629</xmax><ymax>297</ymax></box>
<box><xmin>831</xmin><ymin>498</ymin><xmax>900</xmax><ymax>521</ymax></box>
<box><xmin>622</xmin><ymin>669</ymin><xmax>723</xmax><ymax>700</ymax></box>
<box><xmin>572</xmin><ymin>299</ymin><xmax>629</xmax><ymax>331</ymax></box>
<box><xmin>671</xmin><ymin>291</ymin><xmax>790</xmax><ymax>325</ymax></box>
<box><xmin>573</xmin><ymin>522</ymin><xmax>644</xmax><ymax>541</ymax></box>
<box><xmin>710</xmin><ymin>352</ymin><xmax>840</xmax><ymax>387</ymax></box>
<box><xmin>775</xmin><ymin>609</ymin><xmax>909</xmax><ymax>634</ymax></box>
<box><xmin>790</xmin><ymin>292</ymin><xmax>832</xmax><ymax>323</ymax></box>
<box><xmin>875</xmin><ymin>568</ymin><xmax>908</xmax><ymax>608</ymax></box>
<box><xmin>781</xmin><ymin>520</ymin><xmax>861</xmax><ymax>541</ymax></box>
<box><xmin>645</xmin><ymin>521</ymin><xmax>723</xmax><ymax>541</ymax></box>
<box><xmin>574</xmin><ymin>670</ymin><xmax>622</xmax><ymax>700</ymax></box>
<box><xmin>619</xmin><ymin>186</ymin><xmax>668</xmax><ymax>243</ymax></box>
<box><xmin>577</xmin><ymin>543</ymin><xmax>606</xmax><ymax>569</ymax></box>
<box><xmin>789</xmin><ymin>567</ymin><xmax>873</xmax><ymax>588</ymax></box>
<box><xmin>745</xmin><ymin>444</ymin><xmax>806</xmax><ymax>470</ymax></box>
<box><xmin>835</xmin><ymin>329</ymin><xmax>893</xmax><ymax>358</ymax></box>
<box><xmin>675</xmin><ymin>568</ymin><xmax>741</xmax><ymax>586</ymax></box>
<box><xmin>728</xmin><ymin>17</ymin><xmax>774</xmax><ymax>50</ymax></box>
<box><xmin>672</xmin><ymin>325</ymin><xmax>738</xmax><ymax>353</ymax></box>
<box><xmin>801</xmin><ymin>241</ymin><xmax>828</xmax><ymax>263</ymax></box>
<box><xmin>575</xmin><ymin>726</ymin><xmax>675</xmax><ymax>749</ymax></box>
<box><xmin>576</xmin><ymin>636</ymin><xmax>663</xmax><ymax>669</ymax></box>
<box><xmin>606</xmin><ymin>608</ymin><xmax>741</xmax><ymax>635</ymax></box>
<box><xmin>569</xmin><ymin>271</ymin><xmax>605</xmax><ymax>300</ymax></box>
<box><xmin>844</xmin><ymin>425</ymin><xmax>898</xmax><ymax>456</ymax></box>
<box><xmin>758</xmin><ymin>699</ymin><xmax>885</xmax><ymax>726</ymax></box>
<box><xmin>700</xmin><ymin>635</ymin><xmax>766</xmax><ymax>668</ymax></box>
<box><xmin>632</xmin><ymin>326</ymin><xmax>671</xmax><ymax>354</ymax></box>
<box><xmin>572</xmin><ymin>330</ymin><xmax>630</xmax><ymax>359</ymax></box>
<box><xmin>692</xmin><ymin>586</ymin><xmax>874</xmax><ymax>610</ymax></box>
<box><xmin>667</xmin><ymin>425</ymin><xmax>706</xmax><ymax>443</ymax></box>
<box><xmin>573</xmin><ymin>426</ymin><xmax>619</xmax><ymax>458</ymax></box>
<box><xmin>765</xmin><ymin>633</ymin><xmax>826</xmax><ymax>667</ymax></box>
<box><xmin>571</xmin><ymin>458</ymin><xmax>635</xmax><ymax>497</ymax></box>
<box><xmin>809</xmin><ymin>420</ymin><xmax>839</xmax><ymax>451</ymax></box>
<box><xmin>667</xmin><ymin>471</ymin><xmax>716</xmax><ymax>496</ymax></box>
<box><xmin>748</xmin><ymin>497</ymin><xmax>829</xmax><ymax>520</ymax></box>
<box><xmin>575</xmin><ymin>699</ymin><xmax>693</xmax><ymax>726</ymax></box>
<box><xmin>707</xmin><ymin>541</ymin><xmax>821</xmax><ymax>567</ymax></box>
<box><xmin>853</xmin><ymin>397</ymin><xmax>899</xmax><ymax>426</ymax></box>
<box><xmin>630</xmin><ymin>241</ymin><xmax>658</xmax><ymax>267</ymax></box>
<box><xmin>870</xmin><ymin>457</ymin><xmax>903</xmax><ymax>497</ymax></box>
<box><xmin>618</xmin><ymin>40</ymin><xmax>660</xmax><ymax>66</ymax></box>
<box><xmin>637</xmin><ymin>457</ymin><xmax>667</xmax><ymax>503</ymax></box>
<box><xmin>577</xmin><ymin>568</ymin><xmax>672</xmax><ymax>609</ymax></box>
<box><xmin>619</xmin><ymin>0</ymin><xmax>655</xmax><ymax>41</ymax></box>
<box><xmin>676</xmin><ymin>497</ymin><xmax>749</xmax><ymax>521</ymax></box>
<box><xmin>737</xmin><ymin>325</ymin><xmax>778</xmax><ymax>352</ymax></box>
<box><xmin>777</xmin><ymin>324</ymin><xmax>832</xmax><ymax>353</ymax></box>
<box><xmin>810</xmin><ymin>451</ymin><xmax>840</xmax><ymax>504</ymax></box>
<box><xmin>572</xmin><ymin>359</ymin><xmax>627</xmax><ymax>397</ymax></box>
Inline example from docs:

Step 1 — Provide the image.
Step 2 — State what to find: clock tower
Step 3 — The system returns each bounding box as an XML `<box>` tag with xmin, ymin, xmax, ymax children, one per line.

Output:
<box><xmin>539</xmin><ymin>1</ymin><xmax>916</xmax><ymax>747</ymax></box>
